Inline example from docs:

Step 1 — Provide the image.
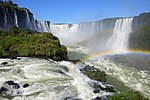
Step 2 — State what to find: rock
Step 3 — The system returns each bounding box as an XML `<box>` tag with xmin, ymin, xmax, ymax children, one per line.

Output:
<box><xmin>93</xmin><ymin>88</ymin><xmax>100</xmax><ymax>93</ymax></box>
<box><xmin>5</xmin><ymin>81</ymin><xmax>20</xmax><ymax>89</ymax></box>
<box><xmin>13</xmin><ymin>83</ymin><xmax>20</xmax><ymax>89</ymax></box>
<box><xmin>5</xmin><ymin>81</ymin><xmax>15</xmax><ymax>85</ymax></box>
<box><xmin>69</xmin><ymin>59</ymin><xmax>81</xmax><ymax>64</ymax></box>
<box><xmin>92</xmin><ymin>96</ymin><xmax>108</xmax><ymax>100</ymax></box>
<box><xmin>105</xmin><ymin>86</ymin><xmax>116</xmax><ymax>92</ymax></box>
<box><xmin>54</xmin><ymin>70</ymin><xmax>66</xmax><ymax>75</ymax></box>
<box><xmin>17</xmin><ymin>58</ymin><xmax>21</xmax><ymax>60</ymax></box>
<box><xmin>83</xmin><ymin>65</ymin><xmax>98</xmax><ymax>72</ymax></box>
<box><xmin>23</xmin><ymin>83</ymin><xmax>29</xmax><ymax>88</ymax></box>
<box><xmin>1</xmin><ymin>62</ymin><xmax>8</xmax><ymax>65</ymax></box>
<box><xmin>90</xmin><ymin>81</ymin><xmax>116</xmax><ymax>93</ymax></box>
<box><xmin>80</xmin><ymin>65</ymin><xmax>106</xmax><ymax>82</ymax></box>
<box><xmin>0</xmin><ymin>87</ymin><xmax>7</xmax><ymax>94</ymax></box>
<box><xmin>64</xmin><ymin>97</ymin><xmax>82</xmax><ymax>100</ymax></box>
<box><xmin>10</xmin><ymin>55</ymin><xmax>18</xmax><ymax>59</ymax></box>
<box><xmin>92</xmin><ymin>97</ymin><xmax>101</xmax><ymax>100</ymax></box>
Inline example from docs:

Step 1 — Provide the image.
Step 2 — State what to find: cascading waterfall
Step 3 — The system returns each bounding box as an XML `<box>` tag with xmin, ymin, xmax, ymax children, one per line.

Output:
<box><xmin>36</xmin><ymin>20</ymin><xmax>50</xmax><ymax>32</ymax></box>
<box><xmin>107</xmin><ymin>18</ymin><xmax>133</xmax><ymax>51</ymax></box>
<box><xmin>25</xmin><ymin>9</ymin><xmax>32</xmax><ymax>30</ymax></box>
<box><xmin>2</xmin><ymin>8</ymin><xmax>7</xmax><ymax>28</ymax></box>
<box><xmin>14</xmin><ymin>9</ymin><xmax>18</xmax><ymax>27</ymax></box>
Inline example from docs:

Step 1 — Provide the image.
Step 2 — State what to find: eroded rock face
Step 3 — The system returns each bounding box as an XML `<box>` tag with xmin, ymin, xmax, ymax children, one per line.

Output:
<box><xmin>0</xmin><ymin>5</ymin><xmax>50</xmax><ymax>32</ymax></box>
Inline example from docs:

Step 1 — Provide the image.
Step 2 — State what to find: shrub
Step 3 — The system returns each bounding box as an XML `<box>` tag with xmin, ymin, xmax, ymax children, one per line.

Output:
<box><xmin>108</xmin><ymin>90</ymin><xmax>148</xmax><ymax>100</ymax></box>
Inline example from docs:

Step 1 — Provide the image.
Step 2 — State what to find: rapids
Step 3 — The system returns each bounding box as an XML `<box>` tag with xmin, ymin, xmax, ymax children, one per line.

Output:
<box><xmin>0</xmin><ymin>57</ymin><xmax>112</xmax><ymax>100</ymax></box>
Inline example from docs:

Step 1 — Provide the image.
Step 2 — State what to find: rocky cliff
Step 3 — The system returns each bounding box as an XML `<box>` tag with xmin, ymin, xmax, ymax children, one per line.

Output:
<box><xmin>0</xmin><ymin>1</ymin><xmax>50</xmax><ymax>32</ymax></box>
<box><xmin>129</xmin><ymin>12</ymin><xmax>150</xmax><ymax>50</ymax></box>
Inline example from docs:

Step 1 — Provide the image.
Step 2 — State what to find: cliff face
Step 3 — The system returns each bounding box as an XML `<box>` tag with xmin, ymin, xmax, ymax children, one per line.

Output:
<box><xmin>132</xmin><ymin>13</ymin><xmax>150</xmax><ymax>28</ymax></box>
<box><xmin>0</xmin><ymin>5</ymin><xmax>50</xmax><ymax>32</ymax></box>
<box><xmin>129</xmin><ymin>13</ymin><xmax>150</xmax><ymax>50</ymax></box>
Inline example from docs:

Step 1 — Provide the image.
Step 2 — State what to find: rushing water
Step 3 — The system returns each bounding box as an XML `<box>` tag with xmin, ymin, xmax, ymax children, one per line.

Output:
<box><xmin>67</xmin><ymin>47</ymin><xmax>150</xmax><ymax>99</ymax></box>
<box><xmin>14</xmin><ymin>9</ymin><xmax>18</xmax><ymax>27</ymax></box>
<box><xmin>25</xmin><ymin>9</ymin><xmax>32</xmax><ymax>30</ymax></box>
<box><xmin>0</xmin><ymin>57</ymin><xmax>113</xmax><ymax>100</ymax></box>
<box><xmin>106</xmin><ymin>18</ymin><xmax>133</xmax><ymax>51</ymax></box>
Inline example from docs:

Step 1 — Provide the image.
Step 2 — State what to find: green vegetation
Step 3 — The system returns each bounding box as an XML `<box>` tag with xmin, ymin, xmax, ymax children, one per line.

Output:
<box><xmin>0</xmin><ymin>0</ymin><xmax>26</xmax><ymax>11</ymax></box>
<box><xmin>0</xmin><ymin>26</ymin><xmax>68</xmax><ymax>61</ymax></box>
<box><xmin>81</xmin><ymin>69</ymin><xmax>106</xmax><ymax>82</ymax></box>
<box><xmin>80</xmin><ymin>65</ymin><xmax>106</xmax><ymax>82</ymax></box>
<box><xmin>108</xmin><ymin>90</ymin><xmax>148</xmax><ymax>100</ymax></box>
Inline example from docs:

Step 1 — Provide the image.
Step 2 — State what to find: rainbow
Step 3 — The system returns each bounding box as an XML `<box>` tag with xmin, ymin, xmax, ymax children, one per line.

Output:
<box><xmin>79</xmin><ymin>49</ymin><xmax>150</xmax><ymax>63</ymax></box>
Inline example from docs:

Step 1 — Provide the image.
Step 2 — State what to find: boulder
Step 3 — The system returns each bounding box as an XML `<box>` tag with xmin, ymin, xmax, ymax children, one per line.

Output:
<box><xmin>22</xmin><ymin>83</ymin><xmax>29</xmax><ymax>88</ymax></box>
<box><xmin>10</xmin><ymin>55</ymin><xmax>18</xmax><ymax>59</ymax></box>
<box><xmin>93</xmin><ymin>88</ymin><xmax>100</xmax><ymax>93</ymax></box>
<box><xmin>80</xmin><ymin>65</ymin><xmax>106</xmax><ymax>82</ymax></box>
<box><xmin>5</xmin><ymin>81</ymin><xmax>15</xmax><ymax>85</ymax></box>
<box><xmin>1</xmin><ymin>62</ymin><xmax>8</xmax><ymax>65</ymax></box>
<box><xmin>5</xmin><ymin>80</ymin><xmax>20</xmax><ymax>89</ymax></box>
<box><xmin>0</xmin><ymin>87</ymin><xmax>7</xmax><ymax>94</ymax></box>
<box><xmin>13</xmin><ymin>83</ymin><xmax>20</xmax><ymax>89</ymax></box>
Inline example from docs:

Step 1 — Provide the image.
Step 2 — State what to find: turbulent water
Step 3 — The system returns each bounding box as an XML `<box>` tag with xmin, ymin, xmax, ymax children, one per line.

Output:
<box><xmin>0</xmin><ymin>9</ymin><xmax>150</xmax><ymax>99</ymax></box>
<box><xmin>0</xmin><ymin>57</ymin><xmax>112</xmax><ymax>100</ymax></box>
<box><xmin>67</xmin><ymin>47</ymin><xmax>150</xmax><ymax>99</ymax></box>
<box><xmin>83</xmin><ymin>53</ymin><xmax>150</xmax><ymax>98</ymax></box>
<box><xmin>14</xmin><ymin>10</ymin><xmax>18</xmax><ymax>27</ymax></box>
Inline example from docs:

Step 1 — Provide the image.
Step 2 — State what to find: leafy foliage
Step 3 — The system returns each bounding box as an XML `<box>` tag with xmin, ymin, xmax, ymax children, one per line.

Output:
<box><xmin>0</xmin><ymin>0</ymin><xmax>25</xmax><ymax>11</ymax></box>
<box><xmin>108</xmin><ymin>90</ymin><xmax>148</xmax><ymax>100</ymax></box>
<box><xmin>0</xmin><ymin>27</ymin><xmax>68</xmax><ymax>61</ymax></box>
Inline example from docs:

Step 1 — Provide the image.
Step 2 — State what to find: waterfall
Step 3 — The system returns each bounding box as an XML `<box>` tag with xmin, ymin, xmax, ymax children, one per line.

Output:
<box><xmin>14</xmin><ymin>9</ymin><xmax>18</xmax><ymax>27</ymax></box>
<box><xmin>2</xmin><ymin>8</ymin><xmax>7</xmax><ymax>28</ymax></box>
<box><xmin>25</xmin><ymin>9</ymin><xmax>32</xmax><ymax>30</ymax></box>
<box><xmin>35</xmin><ymin>20</ymin><xmax>50</xmax><ymax>32</ymax></box>
<box><xmin>107</xmin><ymin>18</ymin><xmax>133</xmax><ymax>51</ymax></box>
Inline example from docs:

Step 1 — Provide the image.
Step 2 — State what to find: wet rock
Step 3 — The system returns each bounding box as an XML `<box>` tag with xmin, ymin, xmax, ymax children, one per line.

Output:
<box><xmin>17</xmin><ymin>58</ymin><xmax>21</xmax><ymax>60</ymax></box>
<box><xmin>69</xmin><ymin>59</ymin><xmax>81</xmax><ymax>64</ymax></box>
<box><xmin>0</xmin><ymin>81</ymin><xmax>22</xmax><ymax>97</ymax></box>
<box><xmin>80</xmin><ymin>65</ymin><xmax>106</xmax><ymax>82</ymax></box>
<box><xmin>91</xmin><ymin>82</ymin><xmax>116</xmax><ymax>93</ymax></box>
<box><xmin>83</xmin><ymin>65</ymin><xmax>98</xmax><ymax>72</ymax></box>
<box><xmin>5</xmin><ymin>81</ymin><xmax>15</xmax><ymax>85</ymax></box>
<box><xmin>10</xmin><ymin>55</ymin><xmax>18</xmax><ymax>59</ymax></box>
<box><xmin>5</xmin><ymin>81</ymin><xmax>20</xmax><ymax>89</ymax></box>
<box><xmin>64</xmin><ymin>97</ymin><xmax>82</xmax><ymax>100</ymax></box>
<box><xmin>0</xmin><ymin>87</ymin><xmax>7</xmax><ymax>94</ymax></box>
<box><xmin>92</xmin><ymin>96</ymin><xmax>108</xmax><ymax>100</ymax></box>
<box><xmin>23</xmin><ymin>83</ymin><xmax>29</xmax><ymax>88</ymax></box>
<box><xmin>93</xmin><ymin>88</ymin><xmax>100</xmax><ymax>93</ymax></box>
<box><xmin>13</xmin><ymin>83</ymin><xmax>20</xmax><ymax>89</ymax></box>
<box><xmin>61</xmin><ymin>66</ymin><xmax>69</xmax><ymax>72</ymax></box>
<box><xmin>1</xmin><ymin>62</ymin><xmax>8</xmax><ymax>65</ymax></box>
<box><xmin>53</xmin><ymin>69</ymin><xmax>66</xmax><ymax>75</ymax></box>
<box><xmin>92</xmin><ymin>97</ymin><xmax>101</xmax><ymax>100</ymax></box>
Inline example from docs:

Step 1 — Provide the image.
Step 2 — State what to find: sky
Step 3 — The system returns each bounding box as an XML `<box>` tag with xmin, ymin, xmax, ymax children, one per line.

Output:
<box><xmin>12</xmin><ymin>0</ymin><xmax>150</xmax><ymax>23</ymax></box>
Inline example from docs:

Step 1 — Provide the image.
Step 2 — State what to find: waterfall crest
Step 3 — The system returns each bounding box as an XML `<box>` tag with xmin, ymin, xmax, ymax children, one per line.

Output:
<box><xmin>14</xmin><ymin>9</ymin><xmax>18</xmax><ymax>27</ymax></box>
<box><xmin>25</xmin><ymin>9</ymin><xmax>32</xmax><ymax>30</ymax></box>
<box><xmin>107</xmin><ymin>18</ymin><xmax>133</xmax><ymax>51</ymax></box>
